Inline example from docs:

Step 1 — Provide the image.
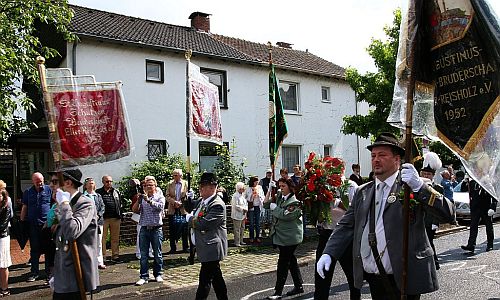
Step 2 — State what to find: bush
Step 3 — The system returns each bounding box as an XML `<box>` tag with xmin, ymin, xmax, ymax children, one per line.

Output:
<box><xmin>117</xmin><ymin>153</ymin><xmax>200</xmax><ymax>212</ymax></box>
<box><xmin>213</xmin><ymin>140</ymin><xmax>246</xmax><ymax>196</ymax></box>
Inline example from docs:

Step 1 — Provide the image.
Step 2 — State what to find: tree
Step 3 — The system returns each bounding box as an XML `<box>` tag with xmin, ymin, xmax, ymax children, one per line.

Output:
<box><xmin>0</xmin><ymin>0</ymin><xmax>74</xmax><ymax>146</ymax></box>
<box><xmin>341</xmin><ymin>9</ymin><xmax>401</xmax><ymax>138</ymax></box>
<box><xmin>212</xmin><ymin>140</ymin><xmax>246</xmax><ymax>197</ymax></box>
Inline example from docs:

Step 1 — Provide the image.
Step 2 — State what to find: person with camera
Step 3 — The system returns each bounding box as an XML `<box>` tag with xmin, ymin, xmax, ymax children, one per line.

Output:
<box><xmin>132</xmin><ymin>176</ymin><xmax>165</xmax><ymax>286</ymax></box>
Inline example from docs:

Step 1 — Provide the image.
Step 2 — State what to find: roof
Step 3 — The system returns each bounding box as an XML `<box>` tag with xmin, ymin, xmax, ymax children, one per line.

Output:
<box><xmin>69</xmin><ymin>5</ymin><xmax>345</xmax><ymax>79</ymax></box>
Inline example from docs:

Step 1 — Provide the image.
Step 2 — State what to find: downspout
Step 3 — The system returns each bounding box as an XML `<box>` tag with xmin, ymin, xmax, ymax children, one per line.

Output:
<box><xmin>72</xmin><ymin>41</ymin><xmax>78</xmax><ymax>74</ymax></box>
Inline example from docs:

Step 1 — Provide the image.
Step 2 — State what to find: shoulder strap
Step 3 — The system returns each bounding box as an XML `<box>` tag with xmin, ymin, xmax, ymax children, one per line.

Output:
<box><xmin>369</xmin><ymin>193</ymin><xmax>398</xmax><ymax>300</ymax></box>
<box><xmin>70</xmin><ymin>192</ymin><xmax>83</xmax><ymax>209</ymax></box>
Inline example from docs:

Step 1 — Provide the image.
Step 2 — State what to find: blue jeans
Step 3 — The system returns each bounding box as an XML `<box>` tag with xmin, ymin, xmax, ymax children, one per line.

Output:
<box><xmin>248</xmin><ymin>207</ymin><xmax>261</xmax><ymax>240</ymax></box>
<box><xmin>139</xmin><ymin>226</ymin><xmax>163</xmax><ymax>279</ymax></box>
<box><xmin>29</xmin><ymin>223</ymin><xmax>48</xmax><ymax>276</ymax></box>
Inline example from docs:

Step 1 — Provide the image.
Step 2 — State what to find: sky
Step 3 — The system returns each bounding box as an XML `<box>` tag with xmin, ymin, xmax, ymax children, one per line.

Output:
<box><xmin>68</xmin><ymin>0</ymin><xmax>402</xmax><ymax>73</ymax></box>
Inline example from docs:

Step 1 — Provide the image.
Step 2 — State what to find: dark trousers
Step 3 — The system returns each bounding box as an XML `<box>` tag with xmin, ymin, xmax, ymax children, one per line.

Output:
<box><xmin>467</xmin><ymin>210</ymin><xmax>494</xmax><ymax>248</ymax></box>
<box><xmin>196</xmin><ymin>260</ymin><xmax>228</xmax><ymax>300</ymax></box>
<box><xmin>425</xmin><ymin>226</ymin><xmax>439</xmax><ymax>268</ymax></box>
<box><xmin>169</xmin><ymin>214</ymin><xmax>188</xmax><ymax>252</ymax></box>
<box><xmin>314</xmin><ymin>228</ymin><xmax>360</xmax><ymax>300</ymax></box>
<box><xmin>274</xmin><ymin>244</ymin><xmax>303</xmax><ymax>294</ymax></box>
<box><xmin>53</xmin><ymin>291</ymin><xmax>81</xmax><ymax>300</ymax></box>
<box><xmin>29</xmin><ymin>223</ymin><xmax>49</xmax><ymax>276</ymax></box>
<box><xmin>364</xmin><ymin>273</ymin><xmax>420</xmax><ymax>300</ymax></box>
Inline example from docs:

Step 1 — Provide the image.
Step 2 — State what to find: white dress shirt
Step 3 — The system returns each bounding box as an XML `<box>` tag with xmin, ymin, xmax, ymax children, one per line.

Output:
<box><xmin>362</xmin><ymin>170</ymin><xmax>398</xmax><ymax>274</ymax></box>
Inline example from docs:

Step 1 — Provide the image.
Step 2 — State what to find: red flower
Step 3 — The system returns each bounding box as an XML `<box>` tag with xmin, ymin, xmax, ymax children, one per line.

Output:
<box><xmin>315</xmin><ymin>169</ymin><xmax>322</xmax><ymax>176</ymax></box>
<box><xmin>331</xmin><ymin>174</ymin><xmax>342</xmax><ymax>187</ymax></box>
<box><xmin>308</xmin><ymin>152</ymin><xmax>316</xmax><ymax>161</ymax></box>
<box><xmin>331</xmin><ymin>158</ymin><xmax>343</xmax><ymax>168</ymax></box>
<box><xmin>307</xmin><ymin>181</ymin><xmax>315</xmax><ymax>192</ymax></box>
<box><xmin>198</xmin><ymin>212</ymin><xmax>204</xmax><ymax>218</ymax></box>
<box><xmin>409</xmin><ymin>193</ymin><xmax>414</xmax><ymax>199</ymax></box>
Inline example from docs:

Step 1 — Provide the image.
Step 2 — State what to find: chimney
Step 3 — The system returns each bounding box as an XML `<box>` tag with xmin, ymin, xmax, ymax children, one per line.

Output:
<box><xmin>276</xmin><ymin>42</ymin><xmax>293</xmax><ymax>49</ymax></box>
<box><xmin>189</xmin><ymin>12</ymin><xmax>211</xmax><ymax>32</ymax></box>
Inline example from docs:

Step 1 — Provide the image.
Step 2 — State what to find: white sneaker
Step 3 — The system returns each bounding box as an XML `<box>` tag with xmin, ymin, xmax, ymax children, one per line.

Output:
<box><xmin>155</xmin><ymin>276</ymin><xmax>163</xmax><ymax>282</ymax></box>
<box><xmin>135</xmin><ymin>278</ymin><xmax>148</xmax><ymax>286</ymax></box>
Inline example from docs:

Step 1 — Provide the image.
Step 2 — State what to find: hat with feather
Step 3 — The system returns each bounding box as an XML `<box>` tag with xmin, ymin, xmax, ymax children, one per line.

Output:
<box><xmin>421</xmin><ymin>152</ymin><xmax>442</xmax><ymax>174</ymax></box>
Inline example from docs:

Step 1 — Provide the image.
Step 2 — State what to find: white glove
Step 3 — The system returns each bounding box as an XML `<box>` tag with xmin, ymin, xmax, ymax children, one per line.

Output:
<box><xmin>185</xmin><ymin>212</ymin><xmax>193</xmax><ymax>223</ymax></box>
<box><xmin>316</xmin><ymin>254</ymin><xmax>332</xmax><ymax>279</ymax></box>
<box><xmin>56</xmin><ymin>189</ymin><xmax>70</xmax><ymax>205</ymax></box>
<box><xmin>488</xmin><ymin>209</ymin><xmax>495</xmax><ymax>217</ymax></box>
<box><xmin>270</xmin><ymin>203</ymin><xmax>277</xmax><ymax>210</ymax></box>
<box><xmin>431</xmin><ymin>224</ymin><xmax>439</xmax><ymax>231</ymax></box>
<box><xmin>401</xmin><ymin>163</ymin><xmax>424</xmax><ymax>192</ymax></box>
<box><xmin>269</xmin><ymin>181</ymin><xmax>276</xmax><ymax>188</ymax></box>
<box><xmin>49</xmin><ymin>276</ymin><xmax>55</xmax><ymax>290</ymax></box>
<box><xmin>187</xmin><ymin>189</ymin><xmax>194</xmax><ymax>199</ymax></box>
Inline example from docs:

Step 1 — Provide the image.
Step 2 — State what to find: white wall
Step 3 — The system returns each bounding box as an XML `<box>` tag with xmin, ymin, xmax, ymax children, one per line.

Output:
<box><xmin>64</xmin><ymin>40</ymin><xmax>364</xmax><ymax>183</ymax></box>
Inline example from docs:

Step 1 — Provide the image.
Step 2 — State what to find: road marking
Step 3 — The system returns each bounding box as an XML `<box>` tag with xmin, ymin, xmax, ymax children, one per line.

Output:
<box><xmin>240</xmin><ymin>283</ymin><xmax>315</xmax><ymax>300</ymax></box>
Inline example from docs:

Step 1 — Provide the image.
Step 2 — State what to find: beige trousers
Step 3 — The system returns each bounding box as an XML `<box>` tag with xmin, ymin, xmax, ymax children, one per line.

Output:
<box><xmin>102</xmin><ymin>218</ymin><xmax>121</xmax><ymax>258</ymax></box>
<box><xmin>233</xmin><ymin>218</ymin><xmax>246</xmax><ymax>246</ymax></box>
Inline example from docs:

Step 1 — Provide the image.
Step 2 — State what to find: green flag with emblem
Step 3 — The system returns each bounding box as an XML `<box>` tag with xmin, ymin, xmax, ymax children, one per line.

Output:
<box><xmin>269</xmin><ymin>64</ymin><xmax>288</xmax><ymax>167</ymax></box>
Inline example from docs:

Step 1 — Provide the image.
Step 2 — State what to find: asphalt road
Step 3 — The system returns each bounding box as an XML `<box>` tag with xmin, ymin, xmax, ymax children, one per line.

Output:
<box><xmin>143</xmin><ymin>223</ymin><xmax>500</xmax><ymax>300</ymax></box>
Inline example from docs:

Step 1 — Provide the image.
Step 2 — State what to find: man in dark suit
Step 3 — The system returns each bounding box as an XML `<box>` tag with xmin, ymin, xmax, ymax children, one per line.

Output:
<box><xmin>186</xmin><ymin>173</ymin><xmax>228</xmax><ymax>300</ymax></box>
<box><xmin>317</xmin><ymin>133</ymin><xmax>454</xmax><ymax>300</ymax></box>
<box><xmin>461</xmin><ymin>180</ymin><xmax>497</xmax><ymax>253</ymax></box>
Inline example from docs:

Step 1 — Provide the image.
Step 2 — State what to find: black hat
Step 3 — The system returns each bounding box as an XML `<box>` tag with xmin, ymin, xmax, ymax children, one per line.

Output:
<box><xmin>49</xmin><ymin>169</ymin><xmax>83</xmax><ymax>187</ymax></box>
<box><xmin>199</xmin><ymin>172</ymin><xmax>218</xmax><ymax>185</ymax></box>
<box><xmin>367</xmin><ymin>132</ymin><xmax>405</xmax><ymax>157</ymax></box>
<box><xmin>421</xmin><ymin>165</ymin><xmax>436</xmax><ymax>174</ymax></box>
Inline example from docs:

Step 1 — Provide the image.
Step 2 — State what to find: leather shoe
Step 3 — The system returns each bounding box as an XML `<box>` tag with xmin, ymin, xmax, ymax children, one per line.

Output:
<box><xmin>486</xmin><ymin>246</ymin><xmax>493</xmax><ymax>252</ymax></box>
<box><xmin>286</xmin><ymin>286</ymin><xmax>304</xmax><ymax>296</ymax></box>
<box><xmin>461</xmin><ymin>245</ymin><xmax>475</xmax><ymax>252</ymax></box>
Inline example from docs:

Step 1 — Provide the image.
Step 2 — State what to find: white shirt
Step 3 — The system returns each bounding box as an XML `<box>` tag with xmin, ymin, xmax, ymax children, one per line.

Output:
<box><xmin>362</xmin><ymin>171</ymin><xmax>398</xmax><ymax>274</ymax></box>
<box><xmin>231</xmin><ymin>192</ymin><xmax>247</xmax><ymax>221</ymax></box>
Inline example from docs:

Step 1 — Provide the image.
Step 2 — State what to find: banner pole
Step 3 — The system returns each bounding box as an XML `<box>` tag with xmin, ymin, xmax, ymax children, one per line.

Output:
<box><xmin>401</xmin><ymin>0</ymin><xmax>421</xmax><ymax>298</ymax></box>
<box><xmin>36</xmin><ymin>57</ymin><xmax>86</xmax><ymax>300</ymax></box>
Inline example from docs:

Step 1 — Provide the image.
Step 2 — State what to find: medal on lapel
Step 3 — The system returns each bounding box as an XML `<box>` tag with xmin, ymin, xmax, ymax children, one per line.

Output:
<box><xmin>387</xmin><ymin>193</ymin><xmax>397</xmax><ymax>204</ymax></box>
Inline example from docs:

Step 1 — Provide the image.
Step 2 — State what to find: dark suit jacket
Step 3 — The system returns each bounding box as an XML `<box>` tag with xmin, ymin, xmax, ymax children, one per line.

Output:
<box><xmin>349</xmin><ymin>174</ymin><xmax>364</xmax><ymax>186</ymax></box>
<box><xmin>323</xmin><ymin>176</ymin><xmax>454</xmax><ymax>295</ymax></box>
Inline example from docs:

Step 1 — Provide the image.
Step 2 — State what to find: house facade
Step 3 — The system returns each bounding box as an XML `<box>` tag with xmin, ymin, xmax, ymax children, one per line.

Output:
<box><xmin>13</xmin><ymin>5</ymin><xmax>371</xmax><ymax>197</ymax></box>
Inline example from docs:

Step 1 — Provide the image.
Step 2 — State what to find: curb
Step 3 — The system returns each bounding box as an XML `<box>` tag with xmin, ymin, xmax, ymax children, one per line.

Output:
<box><xmin>435</xmin><ymin>225</ymin><xmax>467</xmax><ymax>237</ymax></box>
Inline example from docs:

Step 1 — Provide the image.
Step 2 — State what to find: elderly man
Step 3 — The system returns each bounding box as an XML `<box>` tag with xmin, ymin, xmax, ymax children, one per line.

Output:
<box><xmin>132</xmin><ymin>176</ymin><xmax>165</xmax><ymax>286</ymax></box>
<box><xmin>21</xmin><ymin>172</ymin><xmax>52</xmax><ymax>282</ymax></box>
<box><xmin>166</xmin><ymin>169</ymin><xmax>190</xmax><ymax>254</ymax></box>
<box><xmin>52</xmin><ymin>169</ymin><xmax>99</xmax><ymax>299</ymax></box>
<box><xmin>96</xmin><ymin>175</ymin><xmax>124</xmax><ymax>262</ymax></box>
<box><xmin>317</xmin><ymin>132</ymin><xmax>454</xmax><ymax>300</ymax></box>
<box><xmin>187</xmin><ymin>172</ymin><xmax>228</xmax><ymax>300</ymax></box>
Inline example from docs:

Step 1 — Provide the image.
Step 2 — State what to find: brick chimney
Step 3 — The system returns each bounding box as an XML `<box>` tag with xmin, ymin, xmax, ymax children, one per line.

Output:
<box><xmin>189</xmin><ymin>12</ymin><xmax>211</xmax><ymax>32</ymax></box>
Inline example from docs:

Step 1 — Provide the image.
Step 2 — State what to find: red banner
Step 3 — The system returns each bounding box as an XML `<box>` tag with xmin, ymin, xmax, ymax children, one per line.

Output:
<box><xmin>49</xmin><ymin>87</ymin><xmax>130</xmax><ymax>166</ymax></box>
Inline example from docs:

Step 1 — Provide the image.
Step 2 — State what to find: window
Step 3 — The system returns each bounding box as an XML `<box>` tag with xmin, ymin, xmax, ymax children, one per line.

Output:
<box><xmin>146</xmin><ymin>60</ymin><xmax>164</xmax><ymax>83</ymax></box>
<box><xmin>324</xmin><ymin>145</ymin><xmax>332</xmax><ymax>157</ymax></box>
<box><xmin>147</xmin><ymin>140</ymin><xmax>168</xmax><ymax>161</ymax></box>
<box><xmin>279</xmin><ymin>81</ymin><xmax>299</xmax><ymax>112</ymax></box>
<box><xmin>321</xmin><ymin>86</ymin><xmax>331</xmax><ymax>102</ymax></box>
<box><xmin>201</xmin><ymin>68</ymin><xmax>227</xmax><ymax>108</ymax></box>
<box><xmin>198</xmin><ymin>141</ymin><xmax>229</xmax><ymax>172</ymax></box>
<box><xmin>282</xmin><ymin>145</ymin><xmax>301</xmax><ymax>173</ymax></box>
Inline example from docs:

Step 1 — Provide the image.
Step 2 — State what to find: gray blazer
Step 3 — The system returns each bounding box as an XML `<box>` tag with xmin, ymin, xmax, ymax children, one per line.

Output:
<box><xmin>323</xmin><ymin>178</ymin><xmax>454</xmax><ymax>295</ymax></box>
<box><xmin>191</xmin><ymin>194</ymin><xmax>228</xmax><ymax>263</ymax></box>
<box><xmin>53</xmin><ymin>192</ymin><xmax>99</xmax><ymax>294</ymax></box>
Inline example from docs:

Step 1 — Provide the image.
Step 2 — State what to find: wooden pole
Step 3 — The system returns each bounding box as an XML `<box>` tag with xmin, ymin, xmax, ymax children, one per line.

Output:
<box><xmin>36</xmin><ymin>57</ymin><xmax>87</xmax><ymax>300</ymax></box>
<box><xmin>401</xmin><ymin>0</ymin><xmax>421</xmax><ymax>298</ymax></box>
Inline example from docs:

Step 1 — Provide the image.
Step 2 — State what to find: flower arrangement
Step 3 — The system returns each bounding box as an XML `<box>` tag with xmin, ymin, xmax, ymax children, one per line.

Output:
<box><xmin>296</xmin><ymin>152</ymin><xmax>346</xmax><ymax>224</ymax></box>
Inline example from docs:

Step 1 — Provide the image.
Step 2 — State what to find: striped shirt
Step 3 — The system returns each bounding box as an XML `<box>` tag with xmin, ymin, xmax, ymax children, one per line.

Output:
<box><xmin>139</xmin><ymin>193</ymin><xmax>165</xmax><ymax>227</ymax></box>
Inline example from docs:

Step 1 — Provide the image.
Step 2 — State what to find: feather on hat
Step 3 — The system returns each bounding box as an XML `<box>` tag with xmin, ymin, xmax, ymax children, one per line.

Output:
<box><xmin>422</xmin><ymin>152</ymin><xmax>442</xmax><ymax>174</ymax></box>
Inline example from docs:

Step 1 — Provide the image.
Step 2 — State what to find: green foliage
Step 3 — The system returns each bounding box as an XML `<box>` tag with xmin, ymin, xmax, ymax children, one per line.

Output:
<box><xmin>116</xmin><ymin>153</ymin><xmax>200</xmax><ymax>212</ymax></box>
<box><xmin>0</xmin><ymin>0</ymin><xmax>75</xmax><ymax>145</ymax></box>
<box><xmin>342</xmin><ymin>9</ymin><xmax>402</xmax><ymax>138</ymax></box>
<box><xmin>213</xmin><ymin>140</ymin><xmax>246</xmax><ymax>196</ymax></box>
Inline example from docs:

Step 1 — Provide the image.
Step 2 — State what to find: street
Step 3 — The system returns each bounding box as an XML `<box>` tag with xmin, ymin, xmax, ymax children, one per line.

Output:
<box><xmin>148</xmin><ymin>223</ymin><xmax>500</xmax><ymax>300</ymax></box>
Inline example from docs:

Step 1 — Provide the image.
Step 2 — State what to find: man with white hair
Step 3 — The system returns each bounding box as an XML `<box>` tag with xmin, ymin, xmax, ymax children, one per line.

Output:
<box><xmin>166</xmin><ymin>169</ymin><xmax>191</xmax><ymax>254</ymax></box>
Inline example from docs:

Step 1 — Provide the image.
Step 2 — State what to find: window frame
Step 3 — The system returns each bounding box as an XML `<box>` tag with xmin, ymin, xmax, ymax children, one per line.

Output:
<box><xmin>200</xmin><ymin>68</ymin><xmax>228</xmax><ymax>108</ymax></box>
<box><xmin>323</xmin><ymin>145</ymin><xmax>332</xmax><ymax>157</ymax></box>
<box><xmin>145</xmin><ymin>59</ymin><xmax>164</xmax><ymax>83</ymax></box>
<box><xmin>321</xmin><ymin>86</ymin><xmax>331</xmax><ymax>103</ymax></box>
<box><xmin>281</xmin><ymin>145</ymin><xmax>302</xmax><ymax>173</ymax></box>
<box><xmin>147</xmin><ymin>139</ymin><xmax>168</xmax><ymax>161</ymax></box>
<box><xmin>198</xmin><ymin>141</ymin><xmax>229</xmax><ymax>172</ymax></box>
<box><xmin>279</xmin><ymin>80</ymin><xmax>299</xmax><ymax>113</ymax></box>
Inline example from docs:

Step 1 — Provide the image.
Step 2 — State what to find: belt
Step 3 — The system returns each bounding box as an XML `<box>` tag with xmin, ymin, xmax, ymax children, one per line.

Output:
<box><xmin>144</xmin><ymin>225</ymin><xmax>162</xmax><ymax>230</ymax></box>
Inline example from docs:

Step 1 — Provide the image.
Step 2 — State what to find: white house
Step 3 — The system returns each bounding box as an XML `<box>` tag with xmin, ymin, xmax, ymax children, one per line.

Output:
<box><xmin>13</xmin><ymin>5</ymin><xmax>371</xmax><ymax>195</ymax></box>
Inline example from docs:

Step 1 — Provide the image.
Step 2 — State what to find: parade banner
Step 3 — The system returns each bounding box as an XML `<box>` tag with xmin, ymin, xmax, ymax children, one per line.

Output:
<box><xmin>388</xmin><ymin>0</ymin><xmax>499</xmax><ymax>197</ymax></box>
<box><xmin>269</xmin><ymin>64</ymin><xmax>288</xmax><ymax>167</ymax></box>
<box><xmin>42</xmin><ymin>68</ymin><xmax>131</xmax><ymax>167</ymax></box>
<box><xmin>188</xmin><ymin>62</ymin><xmax>223</xmax><ymax>144</ymax></box>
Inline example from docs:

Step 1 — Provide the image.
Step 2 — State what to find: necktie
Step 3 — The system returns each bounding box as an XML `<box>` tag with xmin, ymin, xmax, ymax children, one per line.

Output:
<box><xmin>361</xmin><ymin>182</ymin><xmax>386</xmax><ymax>258</ymax></box>
<box><xmin>375</xmin><ymin>182</ymin><xmax>386</xmax><ymax>222</ymax></box>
